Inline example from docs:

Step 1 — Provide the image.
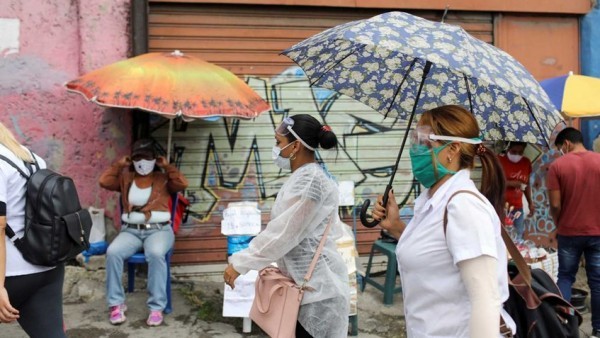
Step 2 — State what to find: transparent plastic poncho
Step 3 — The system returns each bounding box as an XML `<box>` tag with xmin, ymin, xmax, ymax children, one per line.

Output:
<box><xmin>229</xmin><ymin>163</ymin><xmax>350</xmax><ymax>337</ymax></box>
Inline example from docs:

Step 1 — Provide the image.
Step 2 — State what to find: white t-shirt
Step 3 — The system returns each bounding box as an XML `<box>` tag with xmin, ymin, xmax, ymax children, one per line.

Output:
<box><xmin>0</xmin><ymin>144</ymin><xmax>53</xmax><ymax>276</ymax></box>
<box><xmin>121</xmin><ymin>180</ymin><xmax>171</xmax><ymax>224</ymax></box>
<box><xmin>396</xmin><ymin>169</ymin><xmax>515</xmax><ymax>337</ymax></box>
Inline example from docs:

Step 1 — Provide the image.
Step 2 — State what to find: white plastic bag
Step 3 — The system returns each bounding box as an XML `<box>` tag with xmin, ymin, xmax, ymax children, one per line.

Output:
<box><xmin>88</xmin><ymin>207</ymin><xmax>106</xmax><ymax>243</ymax></box>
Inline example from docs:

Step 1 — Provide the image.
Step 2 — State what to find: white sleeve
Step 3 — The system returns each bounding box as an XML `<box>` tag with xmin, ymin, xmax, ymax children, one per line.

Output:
<box><xmin>445</xmin><ymin>193</ymin><xmax>499</xmax><ymax>265</ymax></box>
<box><xmin>229</xmin><ymin>169</ymin><xmax>335</xmax><ymax>275</ymax></box>
<box><xmin>0</xmin><ymin>165</ymin><xmax>7</xmax><ymax>204</ymax></box>
<box><xmin>458</xmin><ymin>255</ymin><xmax>501</xmax><ymax>338</ymax></box>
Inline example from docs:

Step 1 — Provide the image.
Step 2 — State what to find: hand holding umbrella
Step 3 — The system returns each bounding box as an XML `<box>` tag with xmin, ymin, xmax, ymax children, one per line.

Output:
<box><xmin>372</xmin><ymin>189</ymin><xmax>406</xmax><ymax>239</ymax></box>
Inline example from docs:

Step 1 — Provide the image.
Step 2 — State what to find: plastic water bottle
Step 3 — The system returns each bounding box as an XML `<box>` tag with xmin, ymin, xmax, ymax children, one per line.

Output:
<box><xmin>227</xmin><ymin>235</ymin><xmax>254</xmax><ymax>256</ymax></box>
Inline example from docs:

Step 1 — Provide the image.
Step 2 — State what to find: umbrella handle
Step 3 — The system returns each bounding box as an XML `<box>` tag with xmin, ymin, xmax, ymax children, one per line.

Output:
<box><xmin>360</xmin><ymin>185</ymin><xmax>393</xmax><ymax>228</ymax></box>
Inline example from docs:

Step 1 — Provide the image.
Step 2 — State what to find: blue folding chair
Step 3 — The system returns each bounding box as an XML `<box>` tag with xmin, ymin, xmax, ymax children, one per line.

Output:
<box><xmin>125</xmin><ymin>194</ymin><xmax>178</xmax><ymax>314</ymax></box>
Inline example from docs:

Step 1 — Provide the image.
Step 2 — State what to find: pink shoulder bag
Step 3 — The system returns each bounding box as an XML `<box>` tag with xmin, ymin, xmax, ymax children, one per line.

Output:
<box><xmin>249</xmin><ymin>218</ymin><xmax>333</xmax><ymax>338</ymax></box>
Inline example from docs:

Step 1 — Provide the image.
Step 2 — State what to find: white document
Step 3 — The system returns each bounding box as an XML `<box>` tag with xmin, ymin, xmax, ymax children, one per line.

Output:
<box><xmin>222</xmin><ymin>270</ymin><xmax>258</xmax><ymax>317</ymax></box>
<box><xmin>221</xmin><ymin>202</ymin><xmax>262</xmax><ymax>236</ymax></box>
<box><xmin>338</xmin><ymin>181</ymin><xmax>355</xmax><ymax>207</ymax></box>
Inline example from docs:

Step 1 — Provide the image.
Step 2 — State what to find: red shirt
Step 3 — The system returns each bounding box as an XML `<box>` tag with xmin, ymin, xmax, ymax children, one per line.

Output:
<box><xmin>547</xmin><ymin>151</ymin><xmax>600</xmax><ymax>236</ymax></box>
<box><xmin>498</xmin><ymin>154</ymin><xmax>531</xmax><ymax>209</ymax></box>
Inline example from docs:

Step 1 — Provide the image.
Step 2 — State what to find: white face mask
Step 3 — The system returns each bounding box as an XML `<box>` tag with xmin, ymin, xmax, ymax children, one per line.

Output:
<box><xmin>272</xmin><ymin>142</ymin><xmax>295</xmax><ymax>170</ymax></box>
<box><xmin>507</xmin><ymin>153</ymin><xmax>523</xmax><ymax>163</ymax></box>
<box><xmin>133</xmin><ymin>159</ymin><xmax>156</xmax><ymax>176</ymax></box>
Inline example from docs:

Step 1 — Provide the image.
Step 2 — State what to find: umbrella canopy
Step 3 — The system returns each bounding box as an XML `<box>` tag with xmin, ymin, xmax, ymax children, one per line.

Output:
<box><xmin>282</xmin><ymin>11</ymin><xmax>563</xmax><ymax>227</ymax></box>
<box><xmin>66</xmin><ymin>50</ymin><xmax>270</xmax><ymax>120</ymax></box>
<box><xmin>282</xmin><ymin>11</ymin><xmax>562</xmax><ymax>146</ymax></box>
<box><xmin>540</xmin><ymin>73</ymin><xmax>600</xmax><ymax>118</ymax></box>
<box><xmin>66</xmin><ymin>50</ymin><xmax>270</xmax><ymax>158</ymax></box>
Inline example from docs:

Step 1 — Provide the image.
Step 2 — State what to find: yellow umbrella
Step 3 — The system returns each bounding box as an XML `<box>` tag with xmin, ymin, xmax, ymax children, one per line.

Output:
<box><xmin>540</xmin><ymin>73</ymin><xmax>600</xmax><ymax>118</ymax></box>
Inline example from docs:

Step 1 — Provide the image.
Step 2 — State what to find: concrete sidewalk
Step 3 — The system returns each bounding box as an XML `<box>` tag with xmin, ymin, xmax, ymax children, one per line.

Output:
<box><xmin>2</xmin><ymin>263</ymin><xmax>405</xmax><ymax>338</ymax></box>
<box><xmin>2</xmin><ymin>262</ymin><xmax>595</xmax><ymax>337</ymax></box>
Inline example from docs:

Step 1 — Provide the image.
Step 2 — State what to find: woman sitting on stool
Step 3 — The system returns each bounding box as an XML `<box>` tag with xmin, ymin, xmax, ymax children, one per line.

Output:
<box><xmin>99</xmin><ymin>139</ymin><xmax>188</xmax><ymax>326</ymax></box>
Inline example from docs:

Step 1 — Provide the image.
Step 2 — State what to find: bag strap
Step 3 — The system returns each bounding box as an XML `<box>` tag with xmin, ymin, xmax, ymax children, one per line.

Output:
<box><xmin>0</xmin><ymin>153</ymin><xmax>33</xmax><ymax>245</ymax></box>
<box><xmin>302</xmin><ymin>215</ymin><xmax>334</xmax><ymax>284</ymax></box>
<box><xmin>443</xmin><ymin>190</ymin><xmax>531</xmax><ymax>286</ymax></box>
<box><xmin>0</xmin><ymin>154</ymin><xmax>30</xmax><ymax>179</ymax></box>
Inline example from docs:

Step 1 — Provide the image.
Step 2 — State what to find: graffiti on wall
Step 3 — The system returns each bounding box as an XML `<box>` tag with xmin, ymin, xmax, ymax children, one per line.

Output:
<box><xmin>156</xmin><ymin>66</ymin><xmax>558</xmax><ymax>243</ymax></box>
<box><xmin>153</xmin><ymin>67</ymin><xmax>417</xmax><ymax>235</ymax></box>
<box><xmin>523</xmin><ymin>139</ymin><xmax>564</xmax><ymax>247</ymax></box>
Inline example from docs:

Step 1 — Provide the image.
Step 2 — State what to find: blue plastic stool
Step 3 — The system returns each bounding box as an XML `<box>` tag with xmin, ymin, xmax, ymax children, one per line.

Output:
<box><xmin>361</xmin><ymin>239</ymin><xmax>402</xmax><ymax>305</ymax></box>
<box><xmin>127</xmin><ymin>249</ymin><xmax>173</xmax><ymax>314</ymax></box>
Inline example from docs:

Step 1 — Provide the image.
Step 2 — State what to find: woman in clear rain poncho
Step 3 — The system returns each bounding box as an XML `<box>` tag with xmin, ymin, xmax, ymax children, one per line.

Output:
<box><xmin>223</xmin><ymin>114</ymin><xmax>350</xmax><ymax>338</ymax></box>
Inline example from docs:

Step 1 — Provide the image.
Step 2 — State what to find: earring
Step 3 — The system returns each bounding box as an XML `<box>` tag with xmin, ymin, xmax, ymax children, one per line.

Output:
<box><xmin>290</xmin><ymin>152</ymin><xmax>297</xmax><ymax>161</ymax></box>
<box><xmin>448</xmin><ymin>157</ymin><xmax>452</xmax><ymax>163</ymax></box>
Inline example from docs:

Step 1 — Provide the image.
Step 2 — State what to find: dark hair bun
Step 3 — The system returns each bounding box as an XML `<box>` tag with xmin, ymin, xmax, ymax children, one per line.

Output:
<box><xmin>318</xmin><ymin>126</ymin><xmax>337</xmax><ymax>150</ymax></box>
<box><xmin>287</xmin><ymin>114</ymin><xmax>338</xmax><ymax>151</ymax></box>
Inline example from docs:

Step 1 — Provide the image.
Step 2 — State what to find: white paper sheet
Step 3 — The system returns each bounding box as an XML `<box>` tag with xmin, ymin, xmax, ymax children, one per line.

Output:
<box><xmin>222</xmin><ymin>270</ymin><xmax>258</xmax><ymax>317</ymax></box>
<box><xmin>338</xmin><ymin>181</ymin><xmax>355</xmax><ymax>207</ymax></box>
<box><xmin>221</xmin><ymin>202</ymin><xmax>262</xmax><ymax>236</ymax></box>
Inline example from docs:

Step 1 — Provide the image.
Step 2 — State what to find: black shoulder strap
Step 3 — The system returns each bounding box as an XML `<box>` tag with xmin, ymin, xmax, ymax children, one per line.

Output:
<box><xmin>24</xmin><ymin>149</ymin><xmax>39</xmax><ymax>174</ymax></box>
<box><xmin>0</xmin><ymin>151</ymin><xmax>36</xmax><ymax>243</ymax></box>
<box><xmin>0</xmin><ymin>154</ymin><xmax>30</xmax><ymax>179</ymax></box>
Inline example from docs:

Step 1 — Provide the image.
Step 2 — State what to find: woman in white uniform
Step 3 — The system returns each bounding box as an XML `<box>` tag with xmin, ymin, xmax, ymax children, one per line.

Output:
<box><xmin>373</xmin><ymin>105</ymin><xmax>516</xmax><ymax>337</ymax></box>
<box><xmin>223</xmin><ymin>114</ymin><xmax>350</xmax><ymax>338</ymax></box>
<box><xmin>0</xmin><ymin>122</ymin><xmax>66</xmax><ymax>337</ymax></box>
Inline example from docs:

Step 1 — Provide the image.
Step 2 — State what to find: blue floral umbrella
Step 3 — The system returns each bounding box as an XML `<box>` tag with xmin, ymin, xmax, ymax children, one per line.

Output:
<box><xmin>282</xmin><ymin>11</ymin><xmax>563</xmax><ymax>227</ymax></box>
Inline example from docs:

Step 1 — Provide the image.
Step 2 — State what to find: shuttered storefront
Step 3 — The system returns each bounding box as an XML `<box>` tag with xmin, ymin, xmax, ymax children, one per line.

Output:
<box><xmin>147</xmin><ymin>3</ymin><xmax>493</xmax><ymax>264</ymax></box>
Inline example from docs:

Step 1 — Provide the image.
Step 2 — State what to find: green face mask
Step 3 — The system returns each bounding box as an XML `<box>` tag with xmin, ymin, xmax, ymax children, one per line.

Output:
<box><xmin>409</xmin><ymin>143</ymin><xmax>456</xmax><ymax>188</ymax></box>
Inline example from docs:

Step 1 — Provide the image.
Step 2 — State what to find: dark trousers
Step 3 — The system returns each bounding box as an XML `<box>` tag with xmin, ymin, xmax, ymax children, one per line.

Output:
<box><xmin>557</xmin><ymin>235</ymin><xmax>600</xmax><ymax>330</ymax></box>
<box><xmin>296</xmin><ymin>321</ymin><xmax>314</xmax><ymax>338</ymax></box>
<box><xmin>5</xmin><ymin>264</ymin><xmax>66</xmax><ymax>338</ymax></box>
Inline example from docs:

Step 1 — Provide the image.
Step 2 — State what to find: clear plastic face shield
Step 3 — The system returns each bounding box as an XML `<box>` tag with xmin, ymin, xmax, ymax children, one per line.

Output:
<box><xmin>275</xmin><ymin>117</ymin><xmax>295</xmax><ymax>136</ymax></box>
<box><xmin>274</xmin><ymin>117</ymin><xmax>315</xmax><ymax>151</ymax></box>
<box><xmin>409</xmin><ymin>125</ymin><xmax>482</xmax><ymax>152</ymax></box>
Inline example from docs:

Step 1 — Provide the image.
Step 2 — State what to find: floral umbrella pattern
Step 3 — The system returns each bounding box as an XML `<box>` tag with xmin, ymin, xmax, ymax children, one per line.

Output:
<box><xmin>66</xmin><ymin>51</ymin><xmax>270</xmax><ymax>120</ymax></box>
<box><xmin>282</xmin><ymin>12</ymin><xmax>563</xmax><ymax>146</ymax></box>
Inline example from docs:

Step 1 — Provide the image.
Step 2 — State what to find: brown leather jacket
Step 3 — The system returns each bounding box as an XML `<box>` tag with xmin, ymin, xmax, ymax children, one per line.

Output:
<box><xmin>99</xmin><ymin>162</ymin><xmax>188</xmax><ymax>221</ymax></box>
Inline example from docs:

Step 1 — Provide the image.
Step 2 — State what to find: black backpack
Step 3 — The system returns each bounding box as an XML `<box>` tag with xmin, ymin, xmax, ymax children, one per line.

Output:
<box><xmin>505</xmin><ymin>265</ymin><xmax>581</xmax><ymax>337</ymax></box>
<box><xmin>0</xmin><ymin>153</ymin><xmax>92</xmax><ymax>266</ymax></box>
<box><xmin>444</xmin><ymin>190</ymin><xmax>582</xmax><ymax>338</ymax></box>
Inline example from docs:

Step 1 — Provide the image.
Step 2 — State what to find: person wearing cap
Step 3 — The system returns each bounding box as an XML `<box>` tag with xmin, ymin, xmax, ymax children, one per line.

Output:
<box><xmin>223</xmin><ymin>114</ymin><xmax>350</xmax><ymax>338</ymax></box>
<box><xmin>99</xmin><ymin>138</ymin><xmax>188</xmax><ymax>327</ymax></box>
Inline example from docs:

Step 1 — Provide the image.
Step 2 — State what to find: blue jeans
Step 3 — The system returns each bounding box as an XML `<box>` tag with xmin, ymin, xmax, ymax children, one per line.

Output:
<box><xmin>557</xmin><ymin>235</ymin><xmax>600</xmax><ymax>330</ymax></box>
<box><xmin>512</xmin><ymin>208</ymin><xmax>525</xmax><ymax>242</ymax></box>
<box><xmin>106</xmin><ymin>226</ymin><xmax>174</xmax><ymax>311</ymax></box>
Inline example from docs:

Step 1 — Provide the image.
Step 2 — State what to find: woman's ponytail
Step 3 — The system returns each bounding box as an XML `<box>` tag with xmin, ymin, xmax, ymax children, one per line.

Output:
<box><xmin>477</xmin><ymin>144</ymin><xmax>506</xmax><ymax>221</ymax></box>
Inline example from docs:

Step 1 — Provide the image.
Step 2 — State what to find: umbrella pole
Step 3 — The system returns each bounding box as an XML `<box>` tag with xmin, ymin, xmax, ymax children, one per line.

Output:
<box><xmin>167</xmin><ymin>119</ymin><xmax>173</xmax><ymax>162</ymax></box>
<box><xmin>360</xmin><ymin>61</ymin><xmax>432</xmax><ymax>228</ymax></box>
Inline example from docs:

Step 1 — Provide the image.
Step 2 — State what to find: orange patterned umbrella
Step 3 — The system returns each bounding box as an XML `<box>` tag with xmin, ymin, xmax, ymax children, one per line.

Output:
<box><xmin>66</xmin><ymin>50</ymin><xmax>270</xmax><ymax>120</ymax></box>
<box><xmin>66</xmin><ymin>50</ymin><xmax>270</xmax><ymax>158</ymax></box>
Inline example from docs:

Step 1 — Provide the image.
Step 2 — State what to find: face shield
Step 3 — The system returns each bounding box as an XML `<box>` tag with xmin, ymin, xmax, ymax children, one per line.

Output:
<box><xmin>275</xmin><ymin>117</ymin><xmax>295</xmax><ymax>136</ymax></box>
<box><xmin>409</xmin><ymin>125</ymin><xmax>482</xmax><ymax>152</ymax></box>
<box><xmin>274</xmin><ymin>117</ymin><xmax>315</xmax><ymax>151</ymax></box>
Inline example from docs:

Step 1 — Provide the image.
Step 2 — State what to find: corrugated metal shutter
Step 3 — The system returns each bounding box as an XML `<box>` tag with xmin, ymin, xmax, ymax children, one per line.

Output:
<box><xmin>147</xmin><ymin>3</ymin><xmax>493</xmax><ymax>264</ymax></box>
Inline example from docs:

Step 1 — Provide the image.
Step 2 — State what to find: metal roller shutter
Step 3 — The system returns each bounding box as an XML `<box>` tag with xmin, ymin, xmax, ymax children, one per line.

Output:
<box><xmin>147</xmin><ymin>3</ymin><xmax>493</xmax><ymax>264</ymax></box>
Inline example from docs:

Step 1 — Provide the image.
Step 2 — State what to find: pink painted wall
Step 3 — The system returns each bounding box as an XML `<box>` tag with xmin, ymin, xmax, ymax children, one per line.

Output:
<box><xmin>0</xmin><ymin>0</ymin><xmax>132</xmax><ymax>215</ymax></box>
